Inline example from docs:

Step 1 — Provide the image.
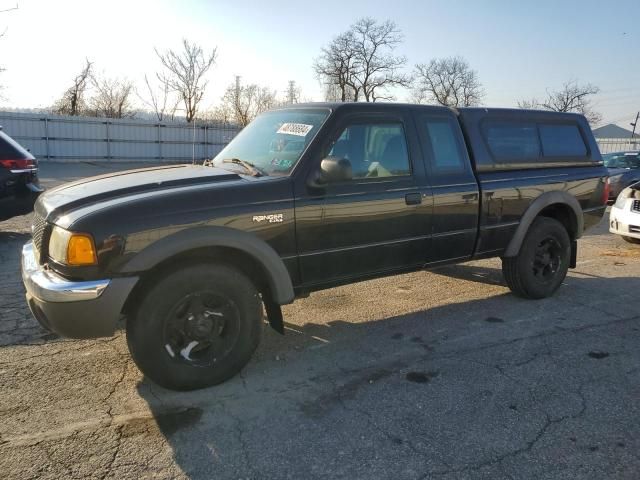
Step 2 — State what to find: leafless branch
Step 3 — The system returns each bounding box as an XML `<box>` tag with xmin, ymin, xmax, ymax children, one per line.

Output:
<box><xmin>137</xmin><ymin>74</ymin><xmax>178</xmax><ymax>121</ymax></box>
<box><xmin>53</xmin><ymin>59</ymin><xmax>93</xmax><ymax>115</ymax></box>
<box><xmin>220</xmin><ymin>80</ymin><xmax>277</xmax><ymax>126</ymax></box>
<box><xmin>155</xmin><ymin>39</ymin><xmax>217</xmax><ymax>122</ymax></box>
<box><xmin>518</xmin><ymin>80</ymin><xmax>601</xmax><ymax>124</ymax></box>
<box><xmin>411</xmin><ymin>56</ymin><xmax>484</xmax><ymax>107</ymax></box>
<box><xmin>0</xmin><ymin>3</ymin><xmax>18</xmax><ymax>14</ymax></box>
<box><xmin>88</xmin><ymin>73</ymin><xmax>135</xmax><ymax>118</ymax></box>
<box><xmin>314</xmin><ymin>17</ymin><xmax>409</xmax><ymax>102</ymax></box>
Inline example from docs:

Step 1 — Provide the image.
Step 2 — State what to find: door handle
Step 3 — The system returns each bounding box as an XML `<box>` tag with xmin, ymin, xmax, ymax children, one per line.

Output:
<box><xmin>405</xmin><ymin>193</ymin><xmax>422</xmax><ymax>205</ymax></box>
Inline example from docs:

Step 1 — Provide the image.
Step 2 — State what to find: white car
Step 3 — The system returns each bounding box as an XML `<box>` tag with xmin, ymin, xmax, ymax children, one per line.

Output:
<box><xmin>609</xmin><ymin>183</ymin><xmax>640</xmax><ymax>244</ymax></box>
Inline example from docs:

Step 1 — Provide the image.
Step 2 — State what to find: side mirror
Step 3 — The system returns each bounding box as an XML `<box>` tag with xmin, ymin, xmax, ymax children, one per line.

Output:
<box><xmin>308</xmin><ymin>156</ymin><xmax>352</xmax><ymax>188</ymax></box>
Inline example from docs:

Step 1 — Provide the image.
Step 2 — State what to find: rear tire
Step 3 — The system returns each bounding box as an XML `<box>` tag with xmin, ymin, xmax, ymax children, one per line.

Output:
<box><xmin>622</xmin><ymin>236</ymin><xmax>640</xmax><ymax>245</ymax></box>
<box><xmin>502</xmin><ymin>217</ymin><xmax>571</xmax><ymax>299</ymax></box>
<box><xmin>126</xmin><ymin>264</ymin><xmax>262</xmax><ymax>391</ymax></box>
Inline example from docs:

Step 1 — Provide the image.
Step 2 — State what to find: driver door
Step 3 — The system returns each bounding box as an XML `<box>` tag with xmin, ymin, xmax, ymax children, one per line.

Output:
<box><xmin>294</xmin><ymin>112</ymin><xmax>433</xmax><ymax>288</ymax></box>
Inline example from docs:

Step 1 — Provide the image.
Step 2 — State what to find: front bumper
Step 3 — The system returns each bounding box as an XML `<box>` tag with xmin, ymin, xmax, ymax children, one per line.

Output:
<box><xmin>21</xmin><ymin>241</ymin><xmax>138</xmax><ymax>338</ymax></box>
<box><xmin>609</xmin><ymin>206</ymin><xmax>640</xmax><ymax>240</ymax></box>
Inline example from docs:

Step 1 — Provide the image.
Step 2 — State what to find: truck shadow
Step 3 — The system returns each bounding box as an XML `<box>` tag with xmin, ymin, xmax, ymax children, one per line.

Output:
<box><xmin>134</xmin><ymin>269</ymin><xmax>640</xmax><ymax>479</ymax></box>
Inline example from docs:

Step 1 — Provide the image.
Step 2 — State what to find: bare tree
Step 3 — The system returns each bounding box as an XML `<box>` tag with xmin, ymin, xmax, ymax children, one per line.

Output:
<box><xmin>204</xmin><ymin>104</ymin><xmax>234</xmax><ymax>124</ymax></box>
<box><xmin>322</xmin><ymin>82</ymin><xmax>346</xmax><ymax>102</ymax></box>
<box><xmin>88</xmin><ymin>74</ymin><xmax>135</xmax><ymax>118</ymax></box>
<box><xmin>518</xmin><ymin>80</ymin><xmax>601</xmax><ymax>124</ymax></box>
<box><xmin>314</xmin><ymin>18</ymin><xmax>410</xmax><ymax>102</ymax></box>
<box><xmin>221</xmin><ymin>80</ymin><xmax>277</xmax><ymax>127</ymax></box>
<box><xmin>411</xmin><ymin>56</ymin><xmax>484</xmax><ymax>107</ymax></box>
<box><xmin>53</xmin><ymin>59</ymin><xmax>93</xmax><ymax>115</ymax></box>
<box><xmin>137</xmin><ymin>74</ymin><xmax>179</xmax><ymax>121</ymax></box>
<box><xmin>155</xmin><ymin>39</ymin><xmax>217</xmax><ymax>122</ymax></box>
<box><xmin>351</xmin><ymin>18</ymin><xmax>410</xmax><ymax>102</ymax></box>
<box><xmin>314</xmin><ymin>30</ymin><xmax>359</xmax><ymax>102</ymax></box>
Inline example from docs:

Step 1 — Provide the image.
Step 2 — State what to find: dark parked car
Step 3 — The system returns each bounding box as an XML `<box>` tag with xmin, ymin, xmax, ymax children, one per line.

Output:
<box><xmin>603</xmin><ymin>151</ymin><xmax>640</xmax><ymax>200</ymax></box>
<box><xmin>21</xmin><ymin>104</ymin><xmax>608</xmax><ymax>391</ymax></box>
<box><xmin>0</xmin><ymin>127</ymin><xmax>43</xmax><ymax>220</ymax></box>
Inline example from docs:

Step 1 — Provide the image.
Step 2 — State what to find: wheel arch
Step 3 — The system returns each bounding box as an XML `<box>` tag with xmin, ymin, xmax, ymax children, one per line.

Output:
<box><xmin>119</xmin><ymin>226</ymin><xmax>295</xmax><ymax>308</ymax></box>
<box><xmin>504</xmin><ymin>191</ymin><xmax>583</xmax><ymax>257</ymax></box>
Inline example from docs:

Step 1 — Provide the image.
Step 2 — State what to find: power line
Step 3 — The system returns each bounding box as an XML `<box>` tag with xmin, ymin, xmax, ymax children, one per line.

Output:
<box><xmin>0</xmin><ymin>4</ymin><xmax>18</xmax><ymax>14</ymax></box>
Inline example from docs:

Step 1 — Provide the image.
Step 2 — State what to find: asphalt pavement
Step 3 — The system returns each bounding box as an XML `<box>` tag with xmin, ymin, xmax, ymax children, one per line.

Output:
<box><xmin>0</xmin><ymin>162</ymin><xmax>639</xmax><ymax>479</ymax></box>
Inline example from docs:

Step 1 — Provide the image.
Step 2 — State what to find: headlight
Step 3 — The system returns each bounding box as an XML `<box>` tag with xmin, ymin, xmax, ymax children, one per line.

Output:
<box><xmin>49</xmin><ymin>226</ymin><xmax>98</xmax><ymax>266</ymax></box>
<box><xmin>613</xmin><ymin>188</ymin><xmax>631</xmax><ymax>210</ymax></box>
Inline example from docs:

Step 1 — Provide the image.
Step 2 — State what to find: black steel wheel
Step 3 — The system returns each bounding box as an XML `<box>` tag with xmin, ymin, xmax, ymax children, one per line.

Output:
<box><xmin>127</xmin><ymin>264</ymin><xmax>262</xmax><ymax>391</ymax></box>
<box><xmin>532</xmin><ymin>237</ymin><xmax>563</xmax><ymax>281</ymax></box>
<box><xmin>502</xmin><ymin>217</ymin><xmax>571</xmax><ymax>299</ymax></box>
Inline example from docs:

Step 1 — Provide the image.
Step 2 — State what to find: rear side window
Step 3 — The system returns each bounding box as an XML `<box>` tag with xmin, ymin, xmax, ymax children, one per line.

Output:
<box><xmin>539</xmin><ymin>124</ymin><xmax>587</xmax><ymax>157</ymax></box>
<box><xmin>0</xmin><ymin>131</ymin><xmax>33</xmax><ymax>160</ymax></box>
<box><xmin>485</xmin><ymin>123</ymin><xmax>540</xmax><ymax>161</ymax></box>
<box><xmin>482</xmin><ymin>120</ymin><xmax>590</xmax><ymax>166</ymax></box>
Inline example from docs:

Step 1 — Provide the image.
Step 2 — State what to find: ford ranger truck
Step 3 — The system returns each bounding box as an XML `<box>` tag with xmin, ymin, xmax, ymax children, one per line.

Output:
<box><xmin>21</xmin><ymin>104</ymin><xmax>609</xmax><ymax>391</ymax></box>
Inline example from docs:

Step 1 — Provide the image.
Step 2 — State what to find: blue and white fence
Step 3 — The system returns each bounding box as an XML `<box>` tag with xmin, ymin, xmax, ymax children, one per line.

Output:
<box><xmin>0</xmin><ymin>111</ymin><xmax>241</xmax><ymax>162</ymax></box>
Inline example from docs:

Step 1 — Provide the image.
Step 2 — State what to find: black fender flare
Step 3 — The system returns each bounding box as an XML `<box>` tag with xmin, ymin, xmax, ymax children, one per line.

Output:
<box><xmin>120</xmin><ymin>226</ymin><xmax>295</xmax><ymax>305</ymax></box>
<box><xmin>503</xmin><ymin>191</ymin><xmax>584</xmax><ymax>257</ymax></box>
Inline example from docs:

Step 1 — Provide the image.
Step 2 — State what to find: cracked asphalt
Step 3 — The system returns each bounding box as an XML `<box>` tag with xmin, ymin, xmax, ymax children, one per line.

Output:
<box><xmin>1</xmin><ymin>163</ymin><xmax>639</xmax><ymax>479</ymax></box>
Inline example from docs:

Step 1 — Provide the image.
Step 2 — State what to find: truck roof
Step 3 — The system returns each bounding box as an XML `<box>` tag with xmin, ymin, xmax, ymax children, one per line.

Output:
<box><xmin>276</xmin><ymin>102</ymin><xmax>451</xmax><ymax>113</ymax></box>
<box><xmin>275</xmin><ymin>102</ymin><xmax>585</xmax><ymax>121</ymax></box>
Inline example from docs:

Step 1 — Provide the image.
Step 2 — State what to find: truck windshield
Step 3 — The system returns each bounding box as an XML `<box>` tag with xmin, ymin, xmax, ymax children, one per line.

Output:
<box><xmin>603</xmin><ymin>152</ymin><xmax>640</xmax><ymax>169</ymax></box>
<box><xmin>212</xmin><ymin>109</ymin><xmax>330</xmax><ymax>176</ymax></box>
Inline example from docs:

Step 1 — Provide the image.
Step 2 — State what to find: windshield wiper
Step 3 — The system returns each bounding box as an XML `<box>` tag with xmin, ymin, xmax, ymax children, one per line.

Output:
<box><xmin>222</xmin><ymin>158</ymin><xmax>265</xmax><ymax>177</ymax></box>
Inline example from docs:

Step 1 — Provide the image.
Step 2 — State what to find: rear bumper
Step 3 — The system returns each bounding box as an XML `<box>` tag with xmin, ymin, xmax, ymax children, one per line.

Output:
<box><xmin>0</xmin><ymin>174</ymin><xmax>43</xmax><ymax>220</ymax></box>
<box><xmin>21</xmin><ymin>241</ymin><xmax>138</xmax><ymax>338</ymax></box>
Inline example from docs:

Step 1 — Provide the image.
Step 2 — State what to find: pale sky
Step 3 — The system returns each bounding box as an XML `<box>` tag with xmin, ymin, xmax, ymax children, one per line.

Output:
<box><xmin>1</xmin><ymin>0</ymin><xmax>639</xmax><ymax>127</ymax></box>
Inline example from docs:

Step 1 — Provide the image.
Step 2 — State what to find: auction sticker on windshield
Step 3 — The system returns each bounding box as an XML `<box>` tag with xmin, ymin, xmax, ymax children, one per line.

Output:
<box><xmin>277</xmin><ymin>123</ymin><xmax>314</xmax><ymax>137</ymax></box>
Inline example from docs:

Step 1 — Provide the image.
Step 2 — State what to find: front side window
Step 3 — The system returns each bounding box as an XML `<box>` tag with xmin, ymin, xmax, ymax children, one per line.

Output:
<box><xmin>328</xmin><ymin>122</ymin><xmax>410</xmax><ymax>179</ymax></box>
<box><xmin>213</xmin><ymin>109</ymin><xmax>329</xmax><ymax>176</ymax></box>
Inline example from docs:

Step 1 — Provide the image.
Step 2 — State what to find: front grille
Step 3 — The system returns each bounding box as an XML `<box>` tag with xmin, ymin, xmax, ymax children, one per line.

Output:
<box><xmin>633</xmin><ymin>200</ymin><xmax>640</xmax><ymax>212</ymax></box>
<box><xmin>31</xmin><ymin>213</ymin><xmax>50</xmax><ymax>264</ymax></box>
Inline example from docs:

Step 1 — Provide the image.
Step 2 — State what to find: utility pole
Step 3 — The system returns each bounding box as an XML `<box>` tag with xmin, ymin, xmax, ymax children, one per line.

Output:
<box><xmin>234</xmin><ymin>76</ymin><xmax>242</xmax><ymax>126</ymax></box>
<box><xmin>287</xmin><ymin>80</ymin><xmax>297</xmax><ymax>104</ymax></box>
<box><xmin>235</xmin><ymin>75</ymin><xmax>241</xmax><ymax>100</ymax></box>
<box><xmin>630</xmin><ymin>111</ymin><xmax>639</xmax><ymax>139</ymax></box>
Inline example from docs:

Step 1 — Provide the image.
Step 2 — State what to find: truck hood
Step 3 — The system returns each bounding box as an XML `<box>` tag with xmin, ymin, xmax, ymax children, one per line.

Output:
<box><xmin>37</xmin><ymin>164</ymin><xmax>241</xmax><ymax>220</ymax></box>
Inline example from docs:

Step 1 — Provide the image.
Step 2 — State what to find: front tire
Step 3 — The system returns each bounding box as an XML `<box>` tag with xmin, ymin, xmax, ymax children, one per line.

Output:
<box><xmin>622</xmin><ymin>236</ymin><xmax>640</xmax><ymax>245</ymax></box>
<box><xmin>127</xmin><ymin>264</ymin><xmax>262</xmax><ymax>391</ymax></box>
<box><xmin>502</xmin><ymin>217</ymin><xmax>571</xmax><ymax>299</ymax></box>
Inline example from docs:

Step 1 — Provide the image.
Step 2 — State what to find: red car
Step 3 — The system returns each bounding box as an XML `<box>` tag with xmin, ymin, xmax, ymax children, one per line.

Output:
<box><xmin>0</xmin><ymin>126</ymin><xmax>43</xmax><ymax>221</ymax></box>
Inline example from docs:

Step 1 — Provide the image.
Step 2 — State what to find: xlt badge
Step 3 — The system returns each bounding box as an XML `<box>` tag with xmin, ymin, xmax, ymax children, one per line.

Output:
<box><xmin>252</xmin><ymin>214</ymin><xmax>284</xmax><ymax>223</ymax></box>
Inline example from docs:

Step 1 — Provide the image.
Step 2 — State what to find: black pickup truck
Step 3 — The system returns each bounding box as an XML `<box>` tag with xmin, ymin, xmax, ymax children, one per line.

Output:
<box><xmin>21</xmin><ymin>103</ymin><xmax>608</xmax><ymax>390</ymax></box>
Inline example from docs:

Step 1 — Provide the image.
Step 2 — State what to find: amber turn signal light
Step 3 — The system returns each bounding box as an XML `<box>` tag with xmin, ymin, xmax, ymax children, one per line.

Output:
<box><xmin>67</xmin><ymin>234</ymin><xmax>97</xmax><ymax>266</ymax></box>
